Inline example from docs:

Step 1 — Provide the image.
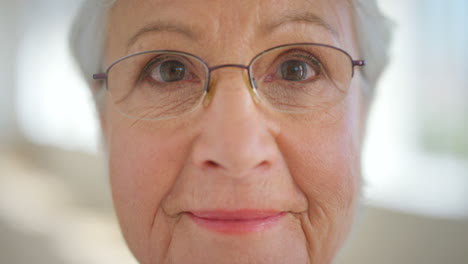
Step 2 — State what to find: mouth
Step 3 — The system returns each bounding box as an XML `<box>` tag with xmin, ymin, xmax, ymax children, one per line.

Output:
<box><xmin>186</xmin><ymin>210</ymin><xmax>287</xmax><ymax>235</ymax></box>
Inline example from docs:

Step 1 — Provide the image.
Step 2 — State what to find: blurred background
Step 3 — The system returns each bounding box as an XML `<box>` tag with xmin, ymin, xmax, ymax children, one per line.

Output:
<box><xmin>0</xmin><ymin>0</ymin><xmax>467</xmax><ymax>263</ymax></box>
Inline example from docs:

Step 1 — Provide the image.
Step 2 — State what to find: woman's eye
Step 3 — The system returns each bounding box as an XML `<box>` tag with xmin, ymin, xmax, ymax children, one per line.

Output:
<box><xmin>279</xmin><ymin>59</ymin><xmax>319</xmax><ymax>81</ymax></box>
<box><xmin>151</xmin><ymin>60</ymin><xmax>187</xmax><ymax>82</ymax></box>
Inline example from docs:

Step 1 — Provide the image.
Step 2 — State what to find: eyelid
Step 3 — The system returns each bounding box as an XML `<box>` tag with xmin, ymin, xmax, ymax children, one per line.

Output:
<box><xmin>280</xmin><ymin>50</ymin><xmax>322</xmax><ymax>65</ymax></box>
<box><xmin>277</xmin><ymin>54</ymin><xmax>325</xmax><ymax>83</ymax></box>
<box><xmin>142</xmin><ymin>55</ymin><xmax>192</xmax><ymax>74</ymax></box>
<box><xmin>281</xmin><ymin>52</ymin><xmax>331</xmax><ymax>82</ymax></box>
<box><xmin>279</xmin><ymin>52</ymin><xmax>323</xmax><ymax>73</ymax></box>
<box><xmin>138</xmin><ymin>54</ymin><xmax>197</xmax><ymax>83</ymax></box>
<box><xmin>270</xmin><ymin>49</ymin><xmax>322</xmax><ymax>71</ymax></box>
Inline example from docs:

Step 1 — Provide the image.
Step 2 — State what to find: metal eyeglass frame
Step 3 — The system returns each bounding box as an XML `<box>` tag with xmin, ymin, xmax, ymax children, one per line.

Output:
<box><xmin>92</xmin><ymin>43</ymin><xmax>366</xmax><ymax>118</ymax></box>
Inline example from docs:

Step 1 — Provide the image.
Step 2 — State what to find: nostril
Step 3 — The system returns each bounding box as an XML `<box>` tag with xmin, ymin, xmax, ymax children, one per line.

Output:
<box><xmin>204</xmin><ymin>160</ymin><xmax>221</xmax><ymax>169</ymax></box>
<box><xmin>201</xmin><ymin>159</ymin><xmax>270</xmax><ymax>174</ymax></box>
<box><xmin>256</xmin><ymin>160</ymin><xmax>270</xmax><ymax>171</ymax></box>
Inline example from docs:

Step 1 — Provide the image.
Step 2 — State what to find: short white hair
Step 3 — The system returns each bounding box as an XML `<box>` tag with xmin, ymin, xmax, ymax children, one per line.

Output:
<box><xmin>70</xmin><ymin>0</ymin><xmax>392</xmax><ymax>101</ymax></box>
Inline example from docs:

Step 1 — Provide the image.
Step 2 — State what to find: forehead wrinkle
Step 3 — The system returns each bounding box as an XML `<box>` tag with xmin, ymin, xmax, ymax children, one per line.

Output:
<box><xmin>264</xmin><ymin>11</ymin><xmax>339</xmax><ymax>38</ymax></box>
<box><xmin>126</xmin><ymin>20</ymin><xmax>199</xmax><ymax>52</ymax></box>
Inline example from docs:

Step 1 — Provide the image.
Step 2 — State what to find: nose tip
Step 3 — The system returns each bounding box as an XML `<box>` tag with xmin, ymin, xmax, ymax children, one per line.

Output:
<box><xmin>190</xmin><ymin>73</ymin><xmax>279</xmax><ymax>179</ymax></box>
<box><xmin>192</xmin><ymin>132</ymin><xmax>275</xmax><ymax>177</ymax></box>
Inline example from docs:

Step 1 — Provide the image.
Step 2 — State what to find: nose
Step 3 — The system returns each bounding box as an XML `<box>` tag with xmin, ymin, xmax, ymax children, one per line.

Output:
<box><xmin>190</xmin><ymin>68</ymin><xmax>280</xmax><ymax>178</ymax></box>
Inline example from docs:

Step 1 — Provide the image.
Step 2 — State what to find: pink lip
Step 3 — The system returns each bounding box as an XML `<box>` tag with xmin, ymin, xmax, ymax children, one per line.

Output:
<box><xmin>187</xmin><ymin>210</ymin><xmax>286</xmax><ymax>234</ymax></box>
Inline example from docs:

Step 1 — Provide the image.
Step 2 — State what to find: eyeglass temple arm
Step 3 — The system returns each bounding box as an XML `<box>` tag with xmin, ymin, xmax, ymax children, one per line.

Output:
<box><xmin>352</xmin><ymin>60</ymin><xmax>366</xmax><ymax>67</ymax></box>
<box><xmin>351</xmin><ymin>60</ymin><xmax>366</xmax><ymax>77</ymax></box>
<box><xmin>93</xmin><ymin>73</ymin><xmax>107</xmax><ymax>80</ymax></box>
<box><xmin>92</xmin><ymin>60</ymin><xmax>365</xmax><ymax>80</ymax></box>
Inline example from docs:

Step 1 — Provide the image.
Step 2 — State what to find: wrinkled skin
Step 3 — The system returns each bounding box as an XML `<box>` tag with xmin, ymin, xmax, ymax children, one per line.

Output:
<box><xmin>102</xmin><ymin>0</ymin><xmax>366</xmax><ymax>263</ymax></box>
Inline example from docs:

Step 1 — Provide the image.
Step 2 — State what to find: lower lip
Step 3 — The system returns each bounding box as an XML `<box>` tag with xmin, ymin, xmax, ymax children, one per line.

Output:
<box><xmin>187</xmin><ymin>211</ymin><xmax>286</xmax><ymax>235</ymax></box>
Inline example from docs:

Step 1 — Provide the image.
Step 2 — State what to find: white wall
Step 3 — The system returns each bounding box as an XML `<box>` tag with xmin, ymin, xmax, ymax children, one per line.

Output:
<box><xmin>0</xmin><ymin>1</ymin><xmax>19</xmax><ymax>145</ymax></box>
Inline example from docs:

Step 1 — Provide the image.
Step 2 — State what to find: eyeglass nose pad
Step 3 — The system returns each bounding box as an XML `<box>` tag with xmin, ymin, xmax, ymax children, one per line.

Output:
<box><xmin>203</xmin><ymin>77</ymin><xmax>217</xmax><ymax>107</ymax></box>
<box><xmin>203</xmin><ymin>71</ymin><xmax>260</xmax><ymax>107</ymax></box>
<box><xmin>245</xmin><ymin>73</ymin><xmax>260</xmax><ymax>104</ymax></box>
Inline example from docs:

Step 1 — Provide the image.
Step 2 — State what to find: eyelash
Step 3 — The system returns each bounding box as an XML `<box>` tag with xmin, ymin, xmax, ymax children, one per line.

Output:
<box><xmin>134</xmin><ymin>50</ymin><xmax>325</xmax><ymax>85</ymax></box>
<box><xmin>137</xmin><ymin>56</ymin><xmax>190</xmax><ymax>85</ymax></box>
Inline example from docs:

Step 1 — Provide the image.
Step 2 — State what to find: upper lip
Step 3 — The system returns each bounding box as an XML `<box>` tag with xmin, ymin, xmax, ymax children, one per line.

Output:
<box><xmin>188</xmin><ymin>210</ymin><xmax>284</xmax><ymax>220</ymax></box>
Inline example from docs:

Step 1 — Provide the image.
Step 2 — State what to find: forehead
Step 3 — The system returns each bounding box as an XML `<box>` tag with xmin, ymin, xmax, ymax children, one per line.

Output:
<box><xmin>107</xmin><ymin>0</ymin><xmax>355</xmax><ymax>62</ymax></box>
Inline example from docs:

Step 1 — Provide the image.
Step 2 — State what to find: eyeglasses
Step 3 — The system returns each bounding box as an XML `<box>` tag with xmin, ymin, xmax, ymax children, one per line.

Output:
<box><xmin>93</xmin><ymin>43</ymin><xmax>365</xmax><ymax>120</ymax></box>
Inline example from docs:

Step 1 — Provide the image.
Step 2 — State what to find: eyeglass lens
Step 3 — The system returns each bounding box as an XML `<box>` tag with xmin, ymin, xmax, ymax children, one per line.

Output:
<box><xmin>106</xmin><ymin>44</ymin><xmax>354</xmax><ymax>120</ymax></box>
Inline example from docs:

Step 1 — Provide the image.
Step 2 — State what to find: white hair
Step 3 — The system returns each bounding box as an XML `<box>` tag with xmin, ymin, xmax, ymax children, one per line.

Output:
<box><xmin>70</xmin><ymin>0</ymin><xmax>392</xmax><ymax>103</ymax></box>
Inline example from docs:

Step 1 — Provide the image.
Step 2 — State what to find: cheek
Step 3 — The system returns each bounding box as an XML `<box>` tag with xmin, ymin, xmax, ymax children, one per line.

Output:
<box><xmin>290</xmin><ymin>130</ymin><xmax>361</xmax><ymax>211</ymax></box>
<box><xmin>278</xmin><ymin>88</ymin><xmax>363</xmax><ymax>257</ymax></box>
<box><xmin>106</xmin><ymin>117</ymin><xmax>190</xmax><ymax>257</ymax></box>
<box><xmin>283</xmin><ymin>90</ymin><xmax>362</xmax><ymax>205</ymax></box>
<box><xmin>281</xmin><ymin>112</ymin><xmax>361</xmax><ymax>215</ymax></box>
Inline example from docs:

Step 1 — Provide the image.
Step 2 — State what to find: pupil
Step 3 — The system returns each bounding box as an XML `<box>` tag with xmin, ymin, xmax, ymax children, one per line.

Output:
<box><xmin>160</xmin><ymin>60</ymin><xmax>186</xmax><ymax>82</ymax></box>
<box><xmin>281</xmin><ymin>60</ymin><xmax>306</xmax><ymax>81</ymax></box>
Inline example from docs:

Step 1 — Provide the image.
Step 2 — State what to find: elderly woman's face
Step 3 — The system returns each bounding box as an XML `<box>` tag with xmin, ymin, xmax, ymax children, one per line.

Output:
<box><xmin>103</xmin><ymin>0</ymin><xmax>365</xmax><ymax>263</ymax></box>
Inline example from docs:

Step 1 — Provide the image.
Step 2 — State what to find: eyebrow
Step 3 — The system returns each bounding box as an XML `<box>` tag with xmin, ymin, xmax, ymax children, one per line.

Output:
<box><xmin>127</xmin><ymin>11</ymin><xmax>337</xmax><ymax>51</ymax></box>
<box><xmin>265</xmin><ymin>11</ymin><xmax>338</xmax><ymax>37</ymax></box>
<box><xmin>127</xmin><ymin>21</ymin><xmax>197</xmax><ymax>51</ymax></box>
